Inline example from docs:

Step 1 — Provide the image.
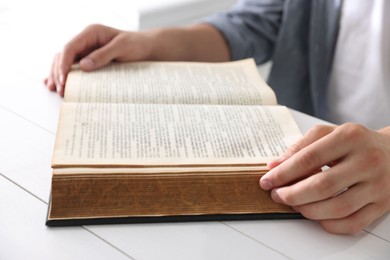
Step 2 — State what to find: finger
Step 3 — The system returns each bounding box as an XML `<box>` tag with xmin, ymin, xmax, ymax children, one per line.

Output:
<box><xmin>45</xmin><ymin>53</ymin><xmax>56</xmax><ymax>91</ymax></box>
<box><xmin>270</xmin><ymin>157</ymin><xmax>362</xmax><ymax>205</ymax></box>
<box><xmin>260</xmin><ymin>125</ymin><xmax>350</xmax><ymax>190</ymax></box>
<box><xmin>56</xmin><ymin>53</ymin><xmax>68</xmax><ymax>96</ymax></box>
<box><xmin>51</xmin><ymin>53</ymin><xmax>62</xmax><ymax>94</ymax></box>
<box><xmin>45</xmin><ymin>77</ymin><xmax>55</xmax><ymax>91</ymax></box>
<box><xmin>292</xmin><ymin>182</ymin><xmax>373</xmax><ymax>219</ymax></box>
<box><xmin>267</xmin><ymin>125</ymin><xmax>335</xmax><ymax>170</ymax></box>
<box><xmin>261</xmin><ymin>125</ymin><xmax>334</xmax><ymax>190</ymax></box>
<box><xmin>318</xmin><ymin>199</ymin><xmax>390</xmax><ymax>234</ymax></box>
<box><xmin>44</xmin><ymin>51</ymin><xmax>61</xmax><ymax>92</ymax></box>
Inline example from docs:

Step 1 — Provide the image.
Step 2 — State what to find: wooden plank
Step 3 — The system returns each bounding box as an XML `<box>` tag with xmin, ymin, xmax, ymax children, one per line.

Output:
<box><xmin>86</xmin><ymin>222</ymin><xmax>289</xmax><ymax>260</ymax></box>
<box><xmin>0</xmin><ymin>107</ymin><xmax>55</xmax><ymax>202</ymax></box>
<box><xmin>225</xmin><ymin>219</ymin><xmax>390</xmax><ymax>259</ymax></box>
<box><xmin>0</xmin><ymin>176</ymin><xmax>131</xmax><ymax>260</ymax></box>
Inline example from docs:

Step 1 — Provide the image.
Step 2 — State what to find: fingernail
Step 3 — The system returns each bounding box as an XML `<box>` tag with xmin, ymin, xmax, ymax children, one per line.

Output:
<box><xmin>59</xmin><ymin>73</ymin><xmax>65</xmax><ymax>85</ymax></box>
<box><xmin>56</xmin><ymin>84</ymin><xmax>62</xmax><ymax>94</ymax></box>
<box><xmin>271</xmin><ymin>189</ymin><xmax>282</xmax><ymax>203</ymax></box>
<box><xmin>80</xmin><ymin>57</ymin><xmax>95</xmax><ymax>70</ymax></box>
<box><xmin>45</xmin><ymin>77</ymin><xmax>51</xmax><ymax>88</ymax></box>
<box><xmin>260</xmin><ymin>178</ymin><xmax>273</xmax><ymax>190</ymax></box>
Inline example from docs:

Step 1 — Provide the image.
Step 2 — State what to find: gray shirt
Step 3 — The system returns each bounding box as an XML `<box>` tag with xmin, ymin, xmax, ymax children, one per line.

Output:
<box><xmin>203</xmin><ymin>0</ymin><xmax>342</xmax><ymax>119</ymax></box>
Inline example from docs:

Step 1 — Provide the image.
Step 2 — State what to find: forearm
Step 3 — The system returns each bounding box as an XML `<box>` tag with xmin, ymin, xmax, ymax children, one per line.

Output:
<box><xmin>144</xmin><ymin>23</ymin><xmax>231</xmax><ymax>62</ymax></box>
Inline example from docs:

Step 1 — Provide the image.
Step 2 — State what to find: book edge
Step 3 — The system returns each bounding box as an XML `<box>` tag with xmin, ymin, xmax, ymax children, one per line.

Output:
<box><xmin>46</xmin><ymin>212</ymin><xmax>303</xmax><ymax>227</ymax></box>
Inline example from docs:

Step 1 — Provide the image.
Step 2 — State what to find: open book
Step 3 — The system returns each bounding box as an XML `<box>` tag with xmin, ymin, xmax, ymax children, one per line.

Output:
<box><xmin>46</xmin><ymin>59</ymin><xmax>302</xmax><ymax>226</ymax></box>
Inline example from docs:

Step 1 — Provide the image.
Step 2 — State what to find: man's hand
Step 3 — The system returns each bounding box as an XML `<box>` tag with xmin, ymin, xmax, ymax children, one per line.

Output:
<box><xmin>260</xmin><ymin>123</ymin><xmax>390</xmax><ymax>234</ymax></box>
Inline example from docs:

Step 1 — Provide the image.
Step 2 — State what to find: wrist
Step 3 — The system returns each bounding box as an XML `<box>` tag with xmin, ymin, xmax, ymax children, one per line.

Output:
<box><xmin>141</xmin><ymin>29</ymin><xmax>164</xmax><ymax>61</ymax></box>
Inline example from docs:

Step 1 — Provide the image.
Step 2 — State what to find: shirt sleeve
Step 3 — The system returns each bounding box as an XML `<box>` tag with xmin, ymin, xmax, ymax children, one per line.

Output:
<box><xmin>200</xmin><ymin>0</ymin><xmax>284</xmax><ymax>65</ymax></box>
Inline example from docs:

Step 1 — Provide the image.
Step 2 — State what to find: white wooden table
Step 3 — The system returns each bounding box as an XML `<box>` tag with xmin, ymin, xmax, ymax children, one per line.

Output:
<box><xmin>1</xmin><ymin>1</ymin><xmax>389</xmax><ymax>259</ymax></box>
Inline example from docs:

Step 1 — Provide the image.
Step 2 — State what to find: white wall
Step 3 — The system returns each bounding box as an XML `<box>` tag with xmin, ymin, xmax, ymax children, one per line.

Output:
<box><xmin>137</xmin><ymin>0</ymin><xmax>236</xmax><ymax>29</ymax></box>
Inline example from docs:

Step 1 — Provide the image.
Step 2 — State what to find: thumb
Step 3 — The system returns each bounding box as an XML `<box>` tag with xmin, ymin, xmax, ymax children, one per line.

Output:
<box><xmin>79</xmin><ymin>37</ymin><xmax>122</xmax><ymax>71</ymax></box>
<box><xmin>80</xmin><ymin>34</ymin><xmax>129</xmax><ymax>71</ymax></box>
<box><xmin>79</xmin><ymin>31</ymin><xmax>153</xmax><ymax>71</ymax></box>
<box><xmin>79</xmin><ymin>56</ymin><xmax>97</xmax><ymax>71</ymax></box>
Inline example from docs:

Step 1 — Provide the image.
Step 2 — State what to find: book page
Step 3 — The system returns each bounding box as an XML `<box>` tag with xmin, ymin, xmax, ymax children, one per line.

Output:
<box><xmin>52</xmin><ymin>103</ymin><xmax>301</xmax><ymax>167</ymax></box>
<box><xmin>64</xmin><ymin>59</ymin><xmax>277</xmax><ymax>106</ymax></box>
<box><xmin>53</xmin><ymin>166</ymin><xmax>269</xmax><ymax>175</ymax></box>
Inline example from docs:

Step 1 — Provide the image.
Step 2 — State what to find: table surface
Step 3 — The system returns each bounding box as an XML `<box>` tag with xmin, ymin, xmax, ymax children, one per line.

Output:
<box><xmin>1</xmin><ymin>1</ymin><xmax>389</xmax><ymax>259</ymax></box>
